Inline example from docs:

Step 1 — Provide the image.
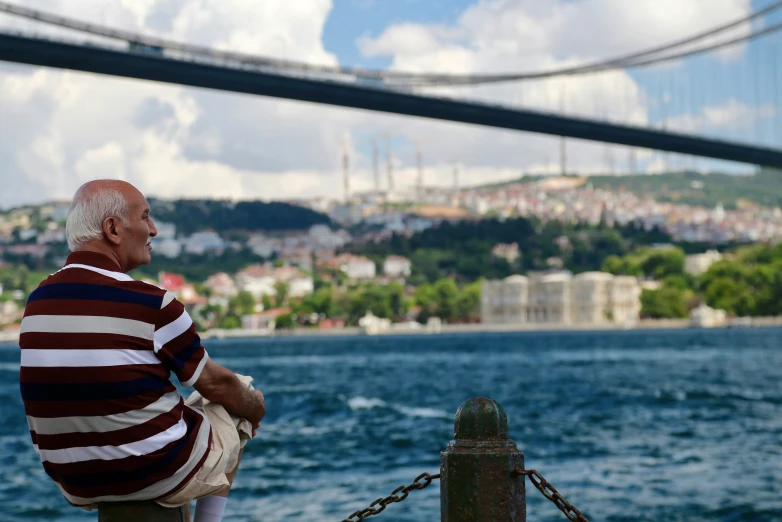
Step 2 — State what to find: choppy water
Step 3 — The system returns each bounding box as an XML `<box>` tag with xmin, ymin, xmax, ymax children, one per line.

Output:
<box><xmin>1</xmin><ymin>328</ymin><xmax>781</xmax><ymax>521</ymax></box>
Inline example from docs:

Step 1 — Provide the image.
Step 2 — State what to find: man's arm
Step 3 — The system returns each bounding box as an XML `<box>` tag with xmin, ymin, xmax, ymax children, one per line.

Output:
<box><xmin>193</xmin><ymin>359</ymin><xmax>266</xmax><ymax>427</ymax></box>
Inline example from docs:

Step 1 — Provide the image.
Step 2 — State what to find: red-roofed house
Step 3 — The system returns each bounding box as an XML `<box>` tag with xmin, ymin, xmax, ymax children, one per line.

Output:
<box><xmin>159</xmin><ymin>272</ymin><xmax>185</xmax><ymax>293</ymax></box>
<box><xmin>241</xmin><ymin>307</ymin><xmax>291</xmax><ymax>331</ymax></box>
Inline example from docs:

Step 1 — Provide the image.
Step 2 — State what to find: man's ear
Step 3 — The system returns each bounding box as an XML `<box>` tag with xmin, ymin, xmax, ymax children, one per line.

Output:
<box><xmin>102</xmin><ymin>216</ymin><xmax>123</xmax><ymax>246</ymax></box>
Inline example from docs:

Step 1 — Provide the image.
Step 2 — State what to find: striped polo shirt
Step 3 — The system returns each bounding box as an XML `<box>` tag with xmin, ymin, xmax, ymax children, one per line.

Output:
<box><xmin>19</xmin><ymin>251</ymin><xmax>212</xmax><ymax>507</ymax></box>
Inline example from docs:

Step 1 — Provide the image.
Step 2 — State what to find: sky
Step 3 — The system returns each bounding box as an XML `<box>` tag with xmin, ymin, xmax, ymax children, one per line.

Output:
<box><xmin>0</xmin><ymin>0</ymin><xmax>780</xmax><ymax>209</ymax></box>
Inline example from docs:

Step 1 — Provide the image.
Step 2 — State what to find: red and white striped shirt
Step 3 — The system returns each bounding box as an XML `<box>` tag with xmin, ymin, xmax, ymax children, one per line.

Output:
<box><xmin>19</xmin><ymin>251</ymin><xmax>211</xmax><ymax>506</ymax></box>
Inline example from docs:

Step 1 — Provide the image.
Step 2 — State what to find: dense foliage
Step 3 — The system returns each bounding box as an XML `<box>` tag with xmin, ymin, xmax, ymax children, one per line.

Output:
<box><xmin>346</xmin><ymin>217</ymin><xmax>677</xmax><ymax>284</ymax></box>
<box><xmin>604</xmin><ymin>242</ymin><xmax>782</xmax><ymax>319</ymax></box>
<box><xmin>194</xmin><ymin>277</ymin><xmax>482</xmax><ymax>329</ymax></box>
<box><xmin>149</xmin><ymin>199</ymin><xmax>331</xmax><ymax>235</ymax></box>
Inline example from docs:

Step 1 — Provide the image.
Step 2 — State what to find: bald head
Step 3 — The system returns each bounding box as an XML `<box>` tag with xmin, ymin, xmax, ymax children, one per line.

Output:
<box><xmin>74</xmin><ymin>179</ymin><xmax>142</xmax><ymax>205</ymax></box>
<box><xmin>65</xmin><ymin>179</ymin><xmax>157</xmax><ymax>272</ymax></box>
<box><xmin>65</xmin><ymin>180</ymin><xmax>139</xmax><ymax>251</ymax></box>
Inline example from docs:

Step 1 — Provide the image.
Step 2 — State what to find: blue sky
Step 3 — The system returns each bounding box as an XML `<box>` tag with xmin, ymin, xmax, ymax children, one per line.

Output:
<box><xmin>324</xmin><ymin>0</ymin><xmax>470</xmax><ymax>68</ymax></box>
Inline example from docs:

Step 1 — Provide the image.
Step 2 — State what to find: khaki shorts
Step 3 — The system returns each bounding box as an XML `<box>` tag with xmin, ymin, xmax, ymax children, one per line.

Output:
<box><xmin>156</xmin><ymin>378</ymin><xmax>254</xmax><ymax>507</ymax></box>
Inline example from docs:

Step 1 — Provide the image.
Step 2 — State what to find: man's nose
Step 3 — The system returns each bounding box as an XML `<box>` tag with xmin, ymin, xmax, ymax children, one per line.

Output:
<box><xmin>149</xmin><ymin>218</ymin><xmax>158</xmax><ymax>237</ymax></box>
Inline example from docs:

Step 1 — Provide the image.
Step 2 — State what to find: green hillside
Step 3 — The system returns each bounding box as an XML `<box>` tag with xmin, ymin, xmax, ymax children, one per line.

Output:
<box><xmin>149</xmin><ymin>198</ymin><xmax>331</xmax><ymax>235</ymax></box>
<box><xmin>483</xmin><ymin>168</ymin><xmax>782</xmax><ymax>209</ymax></box>
<box><xmin>587</xmin><ymin>168</ymin><xmax>782</xmax><ymax>209</ymax></box>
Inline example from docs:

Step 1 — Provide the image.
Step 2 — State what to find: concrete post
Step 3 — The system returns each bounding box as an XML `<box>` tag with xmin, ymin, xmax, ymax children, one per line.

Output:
<box><xmin>441</xmin><ymin>397</ymin><xmax>525</xmax><ymax>522</ymax></box>
<box><xmin>97</xmin><ymin>502</ymin><xmax>185</xmax><ymax>522</ymax></box>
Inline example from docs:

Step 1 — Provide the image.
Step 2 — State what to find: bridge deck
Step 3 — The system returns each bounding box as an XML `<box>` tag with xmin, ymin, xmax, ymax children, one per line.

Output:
<box><xmin>1</xmin><ymin>32</ymin><xmax>781</xmax><ymax>169</ymax></box>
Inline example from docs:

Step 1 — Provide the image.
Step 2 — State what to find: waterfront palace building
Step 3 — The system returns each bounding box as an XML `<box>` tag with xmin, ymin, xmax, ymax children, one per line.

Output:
<box><xmin>481</xmin><ymin>272</ymin><xmax>641</xmax><ymax>327</ymax></box>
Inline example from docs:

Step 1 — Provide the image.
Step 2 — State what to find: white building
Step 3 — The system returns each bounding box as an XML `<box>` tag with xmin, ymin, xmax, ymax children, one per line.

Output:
<box><xmin>491</xmin><ymin>243</ymin><xmax>520</xmax><ymax>263</ymax></box>
<box><xmin>0</xmin><ymin>300</ymin><xmax>20</xmax><ymax>325</ymax></box>
<box><xmin>684</xmin><ymin>250</ymin><xmax>723</xmax><ymax>276</ymax></box>
<box><xmin>183</xmin><ymin>231</ymin><xmax>225</xmax><ymax>255</ymax></box>
<box><xmin>204</xmin><ymin>272</ymin><xmax>238</xmax><ymax>298</ymax></box>
<box><xmin>18</xmin><ymin>229</ymin><xmax>38</xmax><ymax>242</ymax></box>
<box><xmin>383</xmin><ymin>256</ymin><xmax>411</xmax><ymax>278</ymax></box>
<box><xmin>154</xmin><ymin>221</ymin><xmax>177</xmax><ymax>240</ymax></box>
<box><xmin>358</xmin><ymin>311</ymin><xmax>391</xmax><ymax>335</ymax></box>
<box><xmin>309</xmin><ymin>225</ymin><xmax>350</xmax><ymax>250</ymax></box>
<box><xmin>482</xmin><ymin>271</ymin><xmax>640</xmax><ymax>326</ymax></box>
<box><xmin>240</xmin><ymin>309</ymin><xmax>287</xmax><ymax>332</ymax></box>
<box><xmin>528</xmin><ymin>272</ymin><xmax>572</xmax><ymax>324</ymax></box>
<box><xmin>235</xmin><ymin>265</ymin><xmax>313</xmax><ymax>298</ymax></box>
<box><xmin>610</xmin><ymin>276</ymin><xmax>642</xmax><ymax>326</ymax></box>
<box><xmin>480</xmin><ymin>275</ymin><xmax>529</xmax><ymax>325</ymax></box>
<box><xmin>571</xmin><ymin>272</ymin><xmax>613</xmax><ymax>324</ymax></box>
<box><xmin>288</xmin><ymin>276</ymin><xmax>314</xmax><ymax>298</ymax></box>
<box><xmin>235</xmin><ymin>266</ymin><xmax>276</xmax><ymax>298</ymax></box>
<box><xmin>571</xmin><ymin>272</ymin><xmax>641</xmax><ymax>326</ymax></box>
<box><xmin>153</xmin><ymin>238</ymin><xmax>182</xmax><ymax>259</ymax></box>
<box><xmin>690</xmin><ymin>303</ymin><xmax>727</xmax><ymax>328</ymax></box>
<box><xmin>36</xmin><ymin>228</ymin><xmax>66</xmax><ymax>244</ymax></box>
<box><xmin>329</xmin><ymin>254</ymin><xmax>376</xmax><ymax>279</ymax></box>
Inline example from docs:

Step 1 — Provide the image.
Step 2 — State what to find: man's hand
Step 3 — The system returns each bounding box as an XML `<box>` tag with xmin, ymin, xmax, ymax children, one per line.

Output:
<box><xmin>194</xmin><ymin>360</ymin><xmax>266</xmax><ymax>430</ymax></box>
<box><xmin>250</xmin><ymin>390</ymin><xmax>265</xmax><ymax>437</ymax></box>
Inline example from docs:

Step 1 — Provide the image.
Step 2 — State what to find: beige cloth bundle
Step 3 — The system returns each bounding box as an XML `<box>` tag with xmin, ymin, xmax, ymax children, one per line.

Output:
<box><xmin>157</xmin><ymin>373</ymin><xmax>256</xmax><ymax>507</ymax></box>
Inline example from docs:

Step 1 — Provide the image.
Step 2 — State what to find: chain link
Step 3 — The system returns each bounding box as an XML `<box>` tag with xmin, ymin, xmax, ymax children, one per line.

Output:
<box><xmin>514</xmin><ymin>467</ymin><xmax>590</xmax><ymax>522</ymax></box>
<box><xmin>341</xmin><ymin>472</ymin><xmax>440</xmax><ymax>522</ymax></box>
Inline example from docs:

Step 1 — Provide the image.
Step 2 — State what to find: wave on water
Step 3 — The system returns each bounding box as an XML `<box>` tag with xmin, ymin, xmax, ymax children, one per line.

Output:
<box><xmin>346</xmin><ymin>396</ymin><xmax>387</xmax><ymax>410</ymax></box>
<box><xmin>653</xmin><ymin>387</ymin><xmax>777</xmax><ymax>403</ymax></box>
<box><xmin>346</xmin><ymin>396</ymin><xmax>451</xmax><ymax>419</ymax></box>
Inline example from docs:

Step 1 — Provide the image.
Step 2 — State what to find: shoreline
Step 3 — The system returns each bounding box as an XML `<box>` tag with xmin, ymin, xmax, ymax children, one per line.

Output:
<box><xmin>187</xmin><ymin>316</ymin><xmax>782</xmax><ymax>341</ymax></box>
<box><xmin>3</xmin><ymin>316</ymin><xmax>781</xmax><ymax>344</ymax></box>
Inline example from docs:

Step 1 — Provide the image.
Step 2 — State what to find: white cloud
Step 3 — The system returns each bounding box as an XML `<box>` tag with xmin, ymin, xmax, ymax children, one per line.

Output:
<box><xmin>0</xmin><ymin>0</ymin><xmax>762</xmax><ymax>209</ymax></box>
<box><xmin>667</xmin><ymin>99</ymin><xmax>777</xmax><ymax>133</ymax></box>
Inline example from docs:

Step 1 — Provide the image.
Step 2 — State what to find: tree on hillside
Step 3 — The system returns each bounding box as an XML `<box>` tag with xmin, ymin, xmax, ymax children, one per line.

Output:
<box><xmin>703</xmin><ymin>277</ymin><xmax>754</xmax><ymax>316</ymax></box>
<box><xmin>274</xmin><ymin>281</ymin><xmax>289</xmax><ymax>307</ymax></box>
<box><xmin>149</xmin><ymin>199</ymin><xmax>331</xmax><ymax>235</ymax></box>
<box><xmin>640</xmin><ymin>287</ymin><xmax>688</xmax><ymax>318</ymax></box>
<box><xmin>433</xmin><ymin>279</ymin><xmax>459</xmax><ymax>322</ymax></box>
<box><xmin>456</xmin><ymin>280</ymin><xmax>482</xmax><ymax>321</ymax></box>
<box><xmin>231</xmin><ymin>291</ymin><xmax>256</xmax><ymax>316</ymax></box>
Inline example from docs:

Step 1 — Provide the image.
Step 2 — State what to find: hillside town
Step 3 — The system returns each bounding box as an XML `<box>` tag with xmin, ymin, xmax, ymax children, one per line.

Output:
<box><xmin>1</xmin><ymin>173</ymin><xmax>762</xmax><ymax>339</ymax></box>
<box><xmin>336</xmin><ymin>176</ymin><xmax>782</xmax><ymax>244</ymax></box>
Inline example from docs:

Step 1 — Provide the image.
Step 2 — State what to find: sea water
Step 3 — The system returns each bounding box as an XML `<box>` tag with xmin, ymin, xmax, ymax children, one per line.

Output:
<box><xmin>1</xmin><ymin>328</ymin><xmax>780</xmax><ymax>521</ymax></box>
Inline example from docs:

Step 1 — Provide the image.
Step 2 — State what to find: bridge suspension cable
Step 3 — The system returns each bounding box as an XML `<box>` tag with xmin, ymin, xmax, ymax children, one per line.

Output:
<box><xmin>0</xmin><ymin>0</ymin><xmax>780</xmax><ymax>86</ymax></box>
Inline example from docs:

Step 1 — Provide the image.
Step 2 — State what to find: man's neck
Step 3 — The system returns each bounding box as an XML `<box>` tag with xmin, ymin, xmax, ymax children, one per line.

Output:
<box><xmin>72</xmin><ymin>244</ymin><xmax>125</xmax><ymax>272</ymax></box>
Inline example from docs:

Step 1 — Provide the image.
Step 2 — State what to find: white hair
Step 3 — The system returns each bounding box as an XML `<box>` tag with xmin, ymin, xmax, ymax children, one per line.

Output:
<box><xmin>65</xmin><ymin>187</ymin><xmax>130</xmax><ymax>251</ymax></box>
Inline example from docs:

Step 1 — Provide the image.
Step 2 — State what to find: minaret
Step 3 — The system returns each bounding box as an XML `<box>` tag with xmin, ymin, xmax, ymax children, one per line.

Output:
<box><xmin>560</xmin><ymin>136</ymin><xmax>567</xmax><ymax>176</ymax></box>
<box><xmin>342</xmin><ymin>142</ymin><xmax>350</xmax><ymax>204</ymax></box>
<box><xmin>452</xmin><ymin>163</ymin><xmax>460</xmax><ymax>208</ymax></box>
<box><xmin>385</xmin><ymin>136</ymin><xmax>394</xmax><ymax>193</ymax></box>
<box><xmin>372</xmin><ymin>139</ymin><xmax>380</xmax><ymax>191</ymax></box>
<box><xmin>416</xmin><ymin>141</ymin><xmax>423</xmax><ymax>201</ymax></box>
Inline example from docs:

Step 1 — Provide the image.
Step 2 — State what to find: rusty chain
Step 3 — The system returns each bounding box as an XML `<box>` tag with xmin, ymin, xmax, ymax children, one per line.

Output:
<box><xmin>513</xmin><ymin>467</ymin><xmax>590</xmax><ymax>522</ymax></box>
<box><xmin>341</xmin><ymin>471</ymin><xmax>440</xmax><ymax>522</ymax></box>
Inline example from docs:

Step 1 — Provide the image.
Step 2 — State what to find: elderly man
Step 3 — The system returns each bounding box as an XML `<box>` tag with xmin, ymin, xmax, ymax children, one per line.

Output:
<box><xmin>19</xmin><ymin>180</ymin><xmax>265</xmax><ymax>522</ymax></box>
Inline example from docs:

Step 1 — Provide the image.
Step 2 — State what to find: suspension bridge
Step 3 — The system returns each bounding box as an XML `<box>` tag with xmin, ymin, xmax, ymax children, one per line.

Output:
<box><xmin>0</xmin><ymin>1</ymin><xmax>781</xmax><ymax>170</ymax></box>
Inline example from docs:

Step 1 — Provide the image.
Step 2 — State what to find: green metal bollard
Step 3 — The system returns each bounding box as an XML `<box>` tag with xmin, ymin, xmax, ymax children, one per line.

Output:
<box><xmin>441</xmin><ymin>397</ymin><xmax>525</xmax><ymax>522</ymax></box>
<box><xmin>97</xmin><ymin>502</ymin><xmax>186</xmax><ymax>522</ymax></box>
